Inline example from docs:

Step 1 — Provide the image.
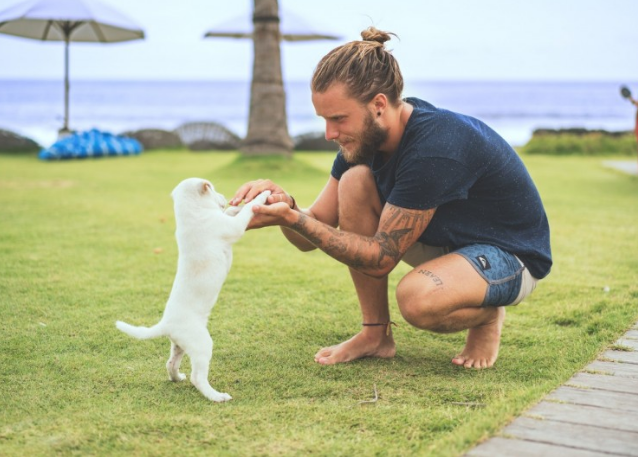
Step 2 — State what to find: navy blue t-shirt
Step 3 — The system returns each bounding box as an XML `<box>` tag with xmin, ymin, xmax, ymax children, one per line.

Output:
<box><xmin>331</xmin><ymin>97</ymin><xmax>552</xmax><ymax>279</ymax></box>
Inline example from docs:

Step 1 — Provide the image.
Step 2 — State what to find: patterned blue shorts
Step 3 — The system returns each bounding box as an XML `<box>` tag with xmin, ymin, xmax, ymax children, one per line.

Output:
<box><xmin>453</xmin><ymin>244</ymin><xmax>526</xmax><ymax>307</ymax></box>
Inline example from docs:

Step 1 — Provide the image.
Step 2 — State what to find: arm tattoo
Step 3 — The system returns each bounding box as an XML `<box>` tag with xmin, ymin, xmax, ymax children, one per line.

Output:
<box><xmin>289</xmin><ymin>205</ymin><xmax>435</xmax><ymax>274</ymax></box>
<box><xmin>384</xmin><ymin>206</ymin><xmax>434</xmax><ymax>236</ymax></box>
<box><xmin>290</xmin><ymin>213</ymin><xmax>322</xmax><ymax>246</ymax></box>
<box><xmin>376</xmin><ymin>229</ymin><xmax>412</xmax><ymax>264</ymax></box>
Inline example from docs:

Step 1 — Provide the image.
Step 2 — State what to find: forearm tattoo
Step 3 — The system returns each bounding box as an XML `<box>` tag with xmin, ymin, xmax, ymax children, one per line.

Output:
<box><xmin>289</xmin><ymin>205</ymin><xmax>434</xmax><ymax>273</ymax></box>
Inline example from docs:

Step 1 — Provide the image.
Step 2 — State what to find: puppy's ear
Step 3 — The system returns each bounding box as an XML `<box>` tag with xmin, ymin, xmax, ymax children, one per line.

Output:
<box><xmin>200</xmin><ymin>181</ymin><xmax>212</xmax><ymax>196</ymax></box>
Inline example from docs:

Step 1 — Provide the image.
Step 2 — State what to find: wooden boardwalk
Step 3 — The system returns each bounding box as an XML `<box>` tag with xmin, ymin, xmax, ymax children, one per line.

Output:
<box><xmin>466</xmin><ymin>322</ymin><xmax>638</xmax><ymax>456</ymax></box>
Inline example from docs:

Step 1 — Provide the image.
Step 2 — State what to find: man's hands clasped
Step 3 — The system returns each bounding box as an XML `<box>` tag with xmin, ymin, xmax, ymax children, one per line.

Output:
<box><xmin>230</xmin><ymin>179</ymin><xmax>297</xmax><ymax>229</ymax></box>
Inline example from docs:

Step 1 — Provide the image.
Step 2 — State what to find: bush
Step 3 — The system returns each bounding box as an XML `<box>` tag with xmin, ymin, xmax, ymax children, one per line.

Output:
<box><xmin>522</xmin><ymin>128</ymin><xmax>637</xmax><ymax>156</ymax></box>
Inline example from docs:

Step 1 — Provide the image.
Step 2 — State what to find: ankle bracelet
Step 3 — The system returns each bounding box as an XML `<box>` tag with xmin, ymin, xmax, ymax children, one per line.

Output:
<box><xmin>362</xmin><ymin>321</ymin><xmax>397</xmax><ymax>336</ymax></box>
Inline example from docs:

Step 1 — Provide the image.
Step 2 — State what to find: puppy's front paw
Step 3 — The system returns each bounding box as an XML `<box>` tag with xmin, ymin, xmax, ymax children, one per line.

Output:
<box><xmin>254</xmin><ymin>190</ymin><xmax>271</xmax><ymax>205</ymax></box>
<box><xmin>224</xmin><ymin>205</ymin><xmax>242</xmax><ymax>216</ymax></box>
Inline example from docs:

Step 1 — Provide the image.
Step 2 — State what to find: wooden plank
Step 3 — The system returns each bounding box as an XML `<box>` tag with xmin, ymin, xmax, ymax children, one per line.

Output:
<box><xmin>615</xmin><ymin>338</ymin><xmax>638</xmax><ymax>350</ymax></box>
<box><xmin>548</xmin><ymin>386</ymin><xmax>638</xmax><ymax>412</ymax></box>
<box><xmin>602</xmin><ymin>350</ymin><xmax>638</xmax><ymax>364</ymax></box>
<box><xmin>585</xmin><ymin>360</ymin><xmax>638</xmax><ymax>378</ymax></box>
<box><xmin>466</xmin><ymin>436</ymin><xmax>605</xmax><ymax>457</ymax></box>
<box><xmin>526</xmin><ymin>400</ymin><xmax>638</xmax><ymax>432</ymax></box>
<box><xmin>502</xmin><ymin>416</ymin><xmax>638</xmax><ymax>456</ymax></box>
<box><xmin>567</xmin><ymin>372</ymin><xmax>638</xmax><ymax>394</ymax></box>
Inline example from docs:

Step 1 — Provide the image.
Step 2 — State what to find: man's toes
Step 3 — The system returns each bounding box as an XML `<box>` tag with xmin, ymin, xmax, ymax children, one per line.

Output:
<box><xmin>314</xmin><ymin>348</ymin><xmax>333</xmax><ymax>361</ymax></box>
<box><xmin>467</xmin><ymin>358</ymin><xmax>492</xmax><ymax>369</ymax></box>
<box><xmin>316</xmin><ymin>350</ymin><xmax>342</xmax><ymax>365</ymax></box>
<box><xmin>316</xmin><ymin>356</ymin><xmax>334</xmax><ymax>365</ymax></box>
<box><xmin>316</xmin><ymin>344</ymin><xmax>338</xmax><ymax>356</ymax></box>
<box><xmin>453</xmin><ymin>354</ymin><xmax>496</xmax><ymax>369</ymax></box>
<box><xmin>451</xmin><ymin>355</ymin><xmax>465</xmax><ymax>366</ymax></box>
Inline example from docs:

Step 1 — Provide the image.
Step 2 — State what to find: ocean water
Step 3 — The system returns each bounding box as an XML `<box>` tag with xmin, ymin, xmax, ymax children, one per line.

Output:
<box><xmin>0</xmin><ymin>79</ymin><xmax>636</xmax><ymax>148</ymax></box>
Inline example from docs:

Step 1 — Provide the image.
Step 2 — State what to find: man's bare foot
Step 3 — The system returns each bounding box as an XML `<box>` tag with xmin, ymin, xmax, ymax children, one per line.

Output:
<box><xmin>452</xmin><ymin>307</ymin><xmax>505</xmax><ymax>369</ymax></box>
<box><xmin>314</xmin><ymin>327</ymin><xmax>396</xmax><ymax>365</ymax></box>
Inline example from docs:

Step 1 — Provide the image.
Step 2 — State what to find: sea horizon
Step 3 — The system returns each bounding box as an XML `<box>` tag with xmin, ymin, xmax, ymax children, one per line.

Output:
<box><xmin>2</xmin><ymin>78</ymin><xmax>636</xmax><ymax>148</ymax></box>
<box><xmin>2</xmin><ymin>77</ymin><xmax>635</xmax><ymax>82</ymax></box>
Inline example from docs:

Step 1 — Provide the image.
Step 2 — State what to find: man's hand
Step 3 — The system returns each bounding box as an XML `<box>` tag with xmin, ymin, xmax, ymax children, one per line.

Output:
<box><xmin>249</xmin><ymin>200</ymin><xmax>297</xmax><ymax>229</ymax></box>
<box><xmin>231</xmin><ymin>179</ymin><xmax>297</xmax><ymax>229</ymax></box>
<box><xmin>230</xmin><ymin>179</ymin><xmax>294</xmax><ymax>208</ymax></box>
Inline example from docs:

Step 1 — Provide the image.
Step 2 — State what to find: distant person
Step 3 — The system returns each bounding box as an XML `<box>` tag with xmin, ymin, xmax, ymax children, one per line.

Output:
<box><xmin>620</xmin><ymin>85</ymin><xmax>638</xmax><ymax>145</ymax></box>
<box><xmin>231</xmin><ymin>27</ymin><xmax>552</xmax><ymax>369</ymax></box>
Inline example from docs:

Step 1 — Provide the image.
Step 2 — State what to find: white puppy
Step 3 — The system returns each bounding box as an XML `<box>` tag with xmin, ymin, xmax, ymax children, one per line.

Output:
<box><xmin>116</xmin><ymin>177</ymin><xmax>269</xmax><ymax>402</ymax></box>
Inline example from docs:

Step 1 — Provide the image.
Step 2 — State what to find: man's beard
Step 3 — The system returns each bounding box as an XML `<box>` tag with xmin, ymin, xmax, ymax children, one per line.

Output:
<box><xmin>341</xmin><ymin>111</ymin><xmax>389</xmax><ymax>165</ymax></box>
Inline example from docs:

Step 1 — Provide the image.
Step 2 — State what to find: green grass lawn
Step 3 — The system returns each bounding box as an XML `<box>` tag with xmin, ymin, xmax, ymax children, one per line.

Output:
<box><xmin>1</xmin><ymin>151</ymin><xmax>637</xmax><ymax>456</ymax></box>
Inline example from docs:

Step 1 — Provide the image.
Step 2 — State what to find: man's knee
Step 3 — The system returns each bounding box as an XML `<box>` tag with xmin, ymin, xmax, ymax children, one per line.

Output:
<box><xmin>338</xmin><ymin>165</ymin><xmax>376</xmax><ymax>199</ymax></box>
<box><xmin>396</xmin><ymin>274</ymin><xmax>442</xmax><ymax>331</ymax></box>
<box><xmin>338</xmin><ymin>165</ymin><xmax>382</xmax><ymax>233</ymax></box>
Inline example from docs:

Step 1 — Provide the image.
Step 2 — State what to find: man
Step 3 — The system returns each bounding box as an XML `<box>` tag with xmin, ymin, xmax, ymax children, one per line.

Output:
<box><xmin>230</xmin><ymin>27</ymin><xmax>552</xmax><ymax>369</ymax></box>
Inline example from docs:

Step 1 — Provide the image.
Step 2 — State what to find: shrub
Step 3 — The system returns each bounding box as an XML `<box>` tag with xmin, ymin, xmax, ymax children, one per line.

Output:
<box><xmin>522</xmin><ymin>128</ymin><xmax>637</xmax><ymax>156</ymax></box>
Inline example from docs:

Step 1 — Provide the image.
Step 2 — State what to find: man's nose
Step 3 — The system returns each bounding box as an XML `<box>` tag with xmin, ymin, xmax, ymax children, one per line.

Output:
<box><xmin>325</xmin><ymin>123</ymin><xmax>339</xmax><ymax>141</ymax></box>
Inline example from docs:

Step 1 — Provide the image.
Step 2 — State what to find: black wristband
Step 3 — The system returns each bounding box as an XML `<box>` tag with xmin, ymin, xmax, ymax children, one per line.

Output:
<box><xmin>287</xmin><ymin>194</ymin><xmax>296</xmax><ymax>210</ymax></box>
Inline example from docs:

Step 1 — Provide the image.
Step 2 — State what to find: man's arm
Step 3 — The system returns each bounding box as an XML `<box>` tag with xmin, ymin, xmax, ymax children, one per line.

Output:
<box><xmin>232</xmin><ymin>176</ymin><xmax>435</xmax><ymax>274</ymax></box>
<box><xmin>283</xmin><ymin>203</ymin><xmax>435</xmax><ymax>278</ymax></box>
<box><xmin>230</xmin><ymin>177</ymin><xmax>340</xmax><ymax>252</ymax></box>
<box><xmin>280</xmin><ymin>177</ymin><xmax>339</xmax><ymax>252</ymax></box>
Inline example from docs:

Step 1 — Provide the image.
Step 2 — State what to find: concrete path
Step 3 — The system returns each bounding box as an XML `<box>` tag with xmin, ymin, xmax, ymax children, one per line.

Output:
<box><xmin>465</xmin><ymin>322</ymin><xmax>638</xmax><ymax>456</ymax></box>
<box><xmin>602</xmin><ymin>160</ymin><xmax>638</xmax><ymax>176</ymax></box>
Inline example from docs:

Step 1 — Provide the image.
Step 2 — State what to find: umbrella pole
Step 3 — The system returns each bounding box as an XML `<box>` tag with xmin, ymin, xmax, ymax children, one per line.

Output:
<box><xmin>63</xmin><ymin>37</ymin><xmax>70</xmax><ymax>133</ymax></box>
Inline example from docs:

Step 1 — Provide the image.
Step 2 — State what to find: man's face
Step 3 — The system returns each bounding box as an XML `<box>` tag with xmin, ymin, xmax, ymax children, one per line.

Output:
<box><xmin>312</xmin><ymin>83</ymin><xmax>388</xmax><ymax>164</ymax></box>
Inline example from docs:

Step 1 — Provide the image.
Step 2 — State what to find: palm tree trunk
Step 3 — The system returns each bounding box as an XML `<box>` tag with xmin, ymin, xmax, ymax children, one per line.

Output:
<box><xmin>240</xmin><ymin>0</ymin><xmax>293</xmax><ymax>156</ymax></box>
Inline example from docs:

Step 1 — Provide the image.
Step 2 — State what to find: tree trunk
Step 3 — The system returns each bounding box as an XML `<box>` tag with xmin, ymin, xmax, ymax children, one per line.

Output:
<box><xmin>240</xmin><ymin>0</ymin><xmax>293</xmax><ymax>156</ymax></box>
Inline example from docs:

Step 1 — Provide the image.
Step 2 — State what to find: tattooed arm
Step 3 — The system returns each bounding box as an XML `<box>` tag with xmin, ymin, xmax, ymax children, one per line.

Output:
<box><xmin>232</xmin><ymin>177</ymin><xmax>435</xmax><ymax>277</ymax></box>
<box><xmin>230</xmin><ymin>177</ymin><xmax>339</xmax><ymax>252</ymax></box>
<box><xmin>284</xmin><ymin>203</ymin><xmax>435</xmax><ymax>278</ymax></box>
<box><xmin>280</xmin><ymin>177</ymin><xmax>339</xmax><ymax>252</ymax></box>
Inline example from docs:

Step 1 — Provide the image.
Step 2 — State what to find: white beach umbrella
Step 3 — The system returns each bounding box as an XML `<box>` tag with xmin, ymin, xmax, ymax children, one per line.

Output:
<box><xmin>0</xmin><ymin>0</ymin><xmax>144</xmax><ymax>134</ymax></box>
<box><xmin>204</xmin><ymin>7</ymin><xmax>340</xmax><ymax>42</ymax></box>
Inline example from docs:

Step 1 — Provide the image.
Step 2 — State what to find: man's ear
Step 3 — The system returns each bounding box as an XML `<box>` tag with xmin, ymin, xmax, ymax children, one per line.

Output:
<box><xmin>371</xmin><ymin>93</ymin><xmax>388</xmax><ymax>115</ymax></box>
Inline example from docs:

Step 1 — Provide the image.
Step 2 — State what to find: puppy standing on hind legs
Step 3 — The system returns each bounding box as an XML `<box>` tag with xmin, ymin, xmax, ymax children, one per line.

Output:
<box><xmin>116</xmin><ymin>177</ymin><xmax>270</xmax><ymax>402</ymax></box>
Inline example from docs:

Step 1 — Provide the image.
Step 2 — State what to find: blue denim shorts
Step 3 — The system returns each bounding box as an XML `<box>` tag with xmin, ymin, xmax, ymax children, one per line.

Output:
<box><xmin>453</xmin><ymin>244</ymin><xmax>526</xmax><ymax>307</ymax></box>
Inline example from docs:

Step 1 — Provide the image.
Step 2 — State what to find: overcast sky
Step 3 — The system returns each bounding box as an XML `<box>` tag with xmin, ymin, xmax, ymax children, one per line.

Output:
<box><xmin>0</xmin><ymin>0</ymin><xmax>637</xmax><ymax>82</ymax></box>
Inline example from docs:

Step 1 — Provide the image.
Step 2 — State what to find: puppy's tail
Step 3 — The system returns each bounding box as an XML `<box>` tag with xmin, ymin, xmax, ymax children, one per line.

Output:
<box><xmin>116</xmin><ymin>320</ymin><xmax>165</xmax><ymax>340</ymax></box>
